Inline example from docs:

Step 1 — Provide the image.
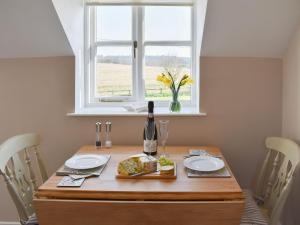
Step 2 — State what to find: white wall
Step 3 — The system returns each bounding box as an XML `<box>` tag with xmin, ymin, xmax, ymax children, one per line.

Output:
<box><xmin>51</xmin><ymin>0</ymin><xmax>84</xmax><ymax>55</ymax></box>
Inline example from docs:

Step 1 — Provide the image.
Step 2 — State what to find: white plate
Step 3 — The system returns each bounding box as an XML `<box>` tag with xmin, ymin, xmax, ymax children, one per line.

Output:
<box><xmin>183</xmin><ymin>156</ymin><xmax>225</xmax><ymax>172</ymax></box>
<box><xmin>65</xmin><ymin>154</ymin><xmax>107</xmax><ymax>170</ymax></box>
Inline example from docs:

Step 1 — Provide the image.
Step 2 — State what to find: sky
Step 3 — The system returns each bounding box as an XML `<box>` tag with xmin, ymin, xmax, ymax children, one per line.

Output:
<box><xmin>96</xmin><ymin>6</ymin><xmax>192</xmax><ymax>57</ymax></box>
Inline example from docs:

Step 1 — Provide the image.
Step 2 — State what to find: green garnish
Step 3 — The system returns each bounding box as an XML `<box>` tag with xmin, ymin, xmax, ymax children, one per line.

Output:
<box><xmin>158</xmin><ymin>156</ymin><xmax>174</xmax><ymax>166</ymax></box>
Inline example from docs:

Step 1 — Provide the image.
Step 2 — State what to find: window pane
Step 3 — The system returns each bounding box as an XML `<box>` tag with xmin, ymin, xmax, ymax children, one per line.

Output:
<box><xmin>96</xmin><ymin>46</ymin><xmax>133</xmax><ymax>98</ymax></box>
<box><xmin>145</xmin><ymin>6</ymin><xmax>191</xmax><ymax>41</ymax></box>
<box><xmin>144</xmin><ymin>46</ymin><xmax>192</xmax><ymax>101</ymax></box>
<box><xmin>96</xmin><ymin>6</ymin><xmax>132</xmax><ymax>41</ymax></box>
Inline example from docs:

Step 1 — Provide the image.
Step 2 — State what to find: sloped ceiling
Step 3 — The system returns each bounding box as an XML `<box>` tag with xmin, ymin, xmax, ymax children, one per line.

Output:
<box><xmin>51</xmin><ymin>0</ymin><xmax>84</xmax><ymax>55</ymax></box>
<box><xmin>0</xmin><ymin>0</ymin><xmax>300</xmax><ymax>58</ymax></box>
<box><xmin>201</xmin><ymin>0</ymin><xmax>300</xmax><ymax>58</ymax></box>
<box><xmin>0</xmin><ymin>0</ymin><xmax>73</xmax><ymax>58</ymax></box>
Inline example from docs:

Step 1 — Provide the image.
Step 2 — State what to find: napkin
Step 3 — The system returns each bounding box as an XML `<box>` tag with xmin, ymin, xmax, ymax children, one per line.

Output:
<box><xmin>57</xmin><ymin>176</ymin><xmax>85</xmax><ymax>187</ymax></box>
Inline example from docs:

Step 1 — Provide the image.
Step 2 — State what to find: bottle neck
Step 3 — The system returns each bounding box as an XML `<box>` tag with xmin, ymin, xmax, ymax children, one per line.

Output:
<box><xmin>148</xmin><ymin>112</ymin><xmax>154</xmax><ymax>120</ymax></box>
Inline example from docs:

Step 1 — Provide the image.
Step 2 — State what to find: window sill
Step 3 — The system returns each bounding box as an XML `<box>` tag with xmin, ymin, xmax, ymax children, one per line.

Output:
<box><xmin>67</xmin><ymin>107</ymin><xmax>206</xmax><ymax>117</ymax></box>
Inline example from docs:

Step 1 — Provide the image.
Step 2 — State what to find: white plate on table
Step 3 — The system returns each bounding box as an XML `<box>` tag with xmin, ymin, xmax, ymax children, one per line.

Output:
<box><xmin>183</xmin><ymin>156</ymin><xmax>225</xmax><ymax>172</ymax></box>
<box><xmin>65</xmin><ymin>154</ymin><xmax>107</xmax><ymax>170</ymax></box>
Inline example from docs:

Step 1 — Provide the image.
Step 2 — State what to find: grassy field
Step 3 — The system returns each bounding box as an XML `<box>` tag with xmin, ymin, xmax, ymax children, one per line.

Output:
<box><xmin>96</xmin><ymin>63</ymin><xmax>191</xmax><ymax>101</ymax></box>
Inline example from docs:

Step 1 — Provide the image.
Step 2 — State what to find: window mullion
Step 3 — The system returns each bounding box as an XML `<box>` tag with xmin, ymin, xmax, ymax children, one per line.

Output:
<box><xmin>95</xmin><ymin>41</ymin><xmax>133</xmax><ymax>46</ymax></box>
<box><xmin>90</xmin><ymin>6</ymin><xmax>97</xmax><ymax>104</ymax></box>
<box><xmin>136</xmin><ymin>6</ymin><xmax>145</xmax><ymax>102</ymax></box>
<box><xmin>191</xmin><ymin>4</ymin><xmax>197</xmax><ymax>107</ymax></box>
<box><xmin>144</xmin><ymin>41</ymin><xmax>193</xmax><ymax>46</ymax></box>
<box><xmin>132</xmin><ymin>6</ymin><xmax>138</xmax><ymax>102</ymax></box>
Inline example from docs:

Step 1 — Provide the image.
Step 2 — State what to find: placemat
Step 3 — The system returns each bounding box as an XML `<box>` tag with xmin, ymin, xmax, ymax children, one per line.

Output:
<box><xmin>186</xmin><ymin>167</ymin><xmax>231</xmax><ymax>178</ymax></box>
<box><xmin>56</xmin><ymin>154</ymin><xmax>111</xmax><ymax>176</ymax></box>
<box><xmin>185</xmin><ymin>149</ymin><xmax>231</xmax><ymax>178</ymax></box>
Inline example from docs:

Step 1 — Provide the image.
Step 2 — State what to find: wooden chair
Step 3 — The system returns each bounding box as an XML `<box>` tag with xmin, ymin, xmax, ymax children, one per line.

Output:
<box><xmin>241</xmin><ymin>137</ymin><xmax>300</xmax><ymax>225</ymax></box>
<box><xmin>0</xmin><ymin>133</ymin><xmax>48</xmax><ymax>225</ymax></box>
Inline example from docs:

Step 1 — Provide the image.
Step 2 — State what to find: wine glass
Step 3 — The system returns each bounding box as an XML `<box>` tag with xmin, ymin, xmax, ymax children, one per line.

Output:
<box><xmin>159</xmin><ymin>120</ymin><xmax>169</xmax><ymax>156</ymax></box>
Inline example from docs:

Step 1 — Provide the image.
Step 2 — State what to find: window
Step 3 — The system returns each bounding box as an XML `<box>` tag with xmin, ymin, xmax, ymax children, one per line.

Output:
<box><xmin>84</xmin><ymin>2</ymin><xmax>200</xmax><ymax>112</ymax></box>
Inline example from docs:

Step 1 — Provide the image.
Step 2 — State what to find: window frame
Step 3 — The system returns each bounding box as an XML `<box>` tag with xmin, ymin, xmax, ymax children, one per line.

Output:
<box><xmin>84</xmin><ymin>3</ymin><xmax>198</xmax><ymax>108</ymax></box>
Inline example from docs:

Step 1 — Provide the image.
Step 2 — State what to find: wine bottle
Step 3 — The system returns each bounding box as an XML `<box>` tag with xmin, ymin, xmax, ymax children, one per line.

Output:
<box><xmin>95</xmin><ymin>122</ymin><xmax>101</xmax><ymax>149</ymax></box>
<box><xmin>143</xmin><ymin>101</ymin><xmax>158</xmax><ymax>155</ymax></box>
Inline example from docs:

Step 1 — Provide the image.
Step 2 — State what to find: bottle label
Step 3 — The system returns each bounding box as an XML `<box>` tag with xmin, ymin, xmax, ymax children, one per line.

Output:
<box><xmin>144</xmin><ymin>140</ymin><xmax>157</xmax><ymax>153</ymax></box>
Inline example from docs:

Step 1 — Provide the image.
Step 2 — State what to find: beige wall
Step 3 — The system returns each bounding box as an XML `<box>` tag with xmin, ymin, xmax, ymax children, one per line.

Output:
<box><xmin>282</xmin><ymin>25</ymin><xmax>300</xmax><ymax>225</ymax></box>
<box><xmin>0</xmin><ymin>56</ymin><xmax>282</xmax><ymax>221</ymax></box>
<box><xmin>283</xmin><ymin>26</ymin><xmax>300</xmax><ymax>140</ymax></box>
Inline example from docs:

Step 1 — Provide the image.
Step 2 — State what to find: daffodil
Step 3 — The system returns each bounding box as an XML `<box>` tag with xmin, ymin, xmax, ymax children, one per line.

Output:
<box><xmin>179</xmin><ymin>74</ymin><xmax>194</xmax><ymax>86</ymax></box>
<box><xmin>156</xmin><ymin>74</ymin><xmax>172</xmax><ymax>88</ymax></box>
<box><xmin>156</xmin><ymin>71</ymin><xmax>194</xmax><ymax>112</ymax></box>
<box><xmin>181</xmin><ymin>74</ymin><xmax>189</xmax><ymax>81</ymax></box>
<box><xmin>163</xmin><ymin>77</ymin><xmax>172</xmax><ymax>87</ymax></box>
<box><xmin>156</xmin><ymin>74</ymin><xmax>165</xmax><ymax>82</ymax></box>
<box><xmin>180</xmin><ymin>77</ymin><xmax>194</xmax><ymax>86</ymax></box>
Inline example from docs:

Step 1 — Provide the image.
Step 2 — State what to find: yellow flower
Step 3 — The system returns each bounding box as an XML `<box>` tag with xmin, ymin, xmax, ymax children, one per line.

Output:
<box><xmin>185</xmin><ymin>78</ymin><xmax>194</xmax><ymax>85</ymax></box>
<box><xmin>156</xmin><ymin>74</ymin><xmax>165</xmax><ymax>82</ymax></box>
<box><xmin>163</xmin><ymin>77</ymin><xmax>172</xmax><ymax>87</ymax></box>
<box><xmin>180</xmin><ymin>75</ymin><xmax>194</xmax><ymax>86</ymax></box>
<box><xmin>181</xmin><ymin>74</ymin><xmax>189</xmax><ymax>81</ymax></box>
<box><xmin>157</xmin><ymin>74</ymin><xmax>173</xmax><ymax>87</ymax></box>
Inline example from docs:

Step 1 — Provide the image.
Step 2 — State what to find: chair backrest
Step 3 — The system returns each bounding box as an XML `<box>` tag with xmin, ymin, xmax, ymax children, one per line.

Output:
<box><xmin>0</xmin><ymin>133</ymin><xmax>48</xmax><ymax>223</ymax></box>
<box><xmin>253</xmin><ymin>137</ymin><xmax>300</xmax><ymax>225</ymax></box>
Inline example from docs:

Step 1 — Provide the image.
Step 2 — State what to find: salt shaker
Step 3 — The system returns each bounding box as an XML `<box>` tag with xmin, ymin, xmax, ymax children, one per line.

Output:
<box><xmin>105</xmin><ymin>121</ymin><xmax>112</xmax><ymax>148</ymax></box>
<box><xmin>95</xmin><ymin>122</ymin><xmax>102</xmax><ymax>149</ymax></box>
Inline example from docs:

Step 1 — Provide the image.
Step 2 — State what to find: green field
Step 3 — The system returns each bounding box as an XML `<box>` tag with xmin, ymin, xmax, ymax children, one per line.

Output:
<box><xmin>96</xmin><ymin>63</ymin><xmax>191</xmax><ymax>101</ymax></box>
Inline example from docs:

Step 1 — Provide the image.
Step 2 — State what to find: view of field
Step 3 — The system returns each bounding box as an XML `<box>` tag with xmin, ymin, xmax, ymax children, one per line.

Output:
<box><xmin>96</xmin><ymin>62</ymin><xmax>191</xmax><ymax>101</ymax></box>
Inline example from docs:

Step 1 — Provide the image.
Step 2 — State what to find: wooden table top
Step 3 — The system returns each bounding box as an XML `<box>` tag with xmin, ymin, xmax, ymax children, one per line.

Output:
<box><xmin>37</xmin><ymin>146</ymin><xmax>244</xmax><ymax>201</ymax></box>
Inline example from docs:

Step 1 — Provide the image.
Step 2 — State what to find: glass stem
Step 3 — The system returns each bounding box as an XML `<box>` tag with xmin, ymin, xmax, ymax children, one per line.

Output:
<box><xmin>162</xmin><ymin>141</ymin><xmax>166</xmax><ymax>156</ymax></box>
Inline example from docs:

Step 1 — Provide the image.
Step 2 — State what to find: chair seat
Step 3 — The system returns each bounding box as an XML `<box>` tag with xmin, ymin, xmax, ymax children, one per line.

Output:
<box><xmin>23</xmin><ymin>214</ymin><xmax>38</xmax><ymax>225</ymax></box>
<box><xmin>241</xmin><ymin>190</ymin><xmax>269</xmax><ymax>225</ymax></box>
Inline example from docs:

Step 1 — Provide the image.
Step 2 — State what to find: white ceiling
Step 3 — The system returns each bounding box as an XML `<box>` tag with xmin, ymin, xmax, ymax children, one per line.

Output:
<box><xmin>0</xmin><ymin>0</ymin><xmax>300</xmax><ymax>58</ymax></box>
<box><xmin>0</xmin><ymin>0</ymin><xmax>73</xmax><ymax>58</ymax></box>
<box><xmin>201</xmin><ymin>0</ymin><xmax>300</xmax><ymax>58</ymax></box>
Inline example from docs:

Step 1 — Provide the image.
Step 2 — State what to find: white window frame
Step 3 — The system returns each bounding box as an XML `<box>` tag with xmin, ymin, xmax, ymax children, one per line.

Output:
<box><xmin>84</xmin><ymin>3</ymin><xmax>198</xmax><ymax>109</ymax></box>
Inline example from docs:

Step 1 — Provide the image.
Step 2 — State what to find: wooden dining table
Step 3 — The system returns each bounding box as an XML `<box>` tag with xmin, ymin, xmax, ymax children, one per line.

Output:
<box><xmin>34</xmin><ymin>146</ymin><xmax>245</xmax><ymax>225</ymax></box>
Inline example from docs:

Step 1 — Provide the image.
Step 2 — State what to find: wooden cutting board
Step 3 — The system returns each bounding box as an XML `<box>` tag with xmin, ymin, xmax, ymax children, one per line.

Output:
<box><xmin>116</xmin><ymin>163</ymin><xmax>177</xmax><ymax>179</ymax></box>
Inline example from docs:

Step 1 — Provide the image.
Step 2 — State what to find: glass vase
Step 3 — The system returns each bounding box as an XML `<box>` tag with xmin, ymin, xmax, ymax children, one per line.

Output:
<box><xmin>169</xmin><ymin>94</ymin><xmax>181</xmax><ymax>112</ymax></box>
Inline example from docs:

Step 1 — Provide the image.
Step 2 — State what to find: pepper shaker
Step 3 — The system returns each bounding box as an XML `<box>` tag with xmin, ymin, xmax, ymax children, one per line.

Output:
<box><xmin>105</xmin><ymin>121</ymin><xmax>112</xmax><ymax>148</ymax></box>
<box><xmin>95</xmin><ymin>122</ymin><xmax>102</xmax><ymax>149</ymax></box>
